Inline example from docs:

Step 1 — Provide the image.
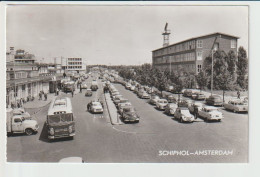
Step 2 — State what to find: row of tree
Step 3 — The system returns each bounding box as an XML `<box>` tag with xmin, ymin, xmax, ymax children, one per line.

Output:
<box><xmin>113</xmin><ymin>46</ymin><xmax>248</xmax><ymax>101</ymax></box>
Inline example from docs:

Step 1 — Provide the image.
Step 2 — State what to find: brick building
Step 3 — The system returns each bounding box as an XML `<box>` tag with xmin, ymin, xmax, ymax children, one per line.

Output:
<box><xmin>152</xmin><ymin>32</ymin><xmax>239</xmax><ymax>74</ymax></box>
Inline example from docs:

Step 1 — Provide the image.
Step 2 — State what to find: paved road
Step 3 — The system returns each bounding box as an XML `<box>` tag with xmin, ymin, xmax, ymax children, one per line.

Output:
<box><xmin>7</xmin><ymin>79</ymin><xmax>248</xmax><ymax>163</ymax></box>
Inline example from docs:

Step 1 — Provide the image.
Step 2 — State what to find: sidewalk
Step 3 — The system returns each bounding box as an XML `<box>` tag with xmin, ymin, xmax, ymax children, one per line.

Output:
<box><xmin>23</xmin><ymin>93</ymin><xmax>56</xmax><ymax>109</ymax></box>
<box><xmin>104</xmin><ymin>93</ymin><xmax>123</xmax><ymax>125</ymax></box>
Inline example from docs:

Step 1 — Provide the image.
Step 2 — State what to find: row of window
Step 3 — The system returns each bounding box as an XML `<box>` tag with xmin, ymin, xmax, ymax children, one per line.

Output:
<box><xmin>68</xmin><ymin>58</ymin><xmax>82</xmax><ymax>61</ymax></box>
<box><xmin>154</xmin><ymin>52</ymin><xmax>197</xmax><ymax>64</ymax></box>
<box><xmin>155</xmin><ymin>64</ymin><xmax>203</xmax><ymax>73</ymax></box>
<box><xmin>67</xmin><ymin>66</ymin><xmax>82</xmax><ymax>69</ymax></box>
<box><xmin>68</xmin><ymin>62</ymin><xmax>82</xmax><ymax>65</ymax></box>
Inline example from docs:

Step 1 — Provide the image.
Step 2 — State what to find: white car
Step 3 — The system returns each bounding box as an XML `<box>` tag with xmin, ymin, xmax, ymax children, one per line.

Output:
<box><xmin>81</xmin><ymin>83</ymin><xmax>88</xmax><ymax>89</ymax></box>
<box><xmin>174</xmin><ymin>107</ymin><xmax>195</xmax><ymax>123</ymax></box>
<box><xmin>130</xmin><ymin>85</ymin><xmax>135</xmax><ymax>91</ymax></box>
<box><xmin>89</xmin><ymin>101</ymin><xmax>103</xmax><ymax>113</ymax></box>
<box><xmin>223</xmin><ymin>99</ymin><xmax>248</xmax><ymax>113</ymax></box>
<box><xmin>156</xmin><ymin>99</ymin><xmax>168</xmax><ymax>110</ymax></box>
<box><xmin>125</xmin><ymin>83</ymin><xmax>131</xmax><ymax>90</ymax></box>
<box><xmin>198</xmin><ymin>106</ymin><xmax>223</xmax><ymax>122</ymax></box>
<box><xmin>140</xmin><ymin>91</ymin><xmax>150</xmax><ymax>99</ymax></box>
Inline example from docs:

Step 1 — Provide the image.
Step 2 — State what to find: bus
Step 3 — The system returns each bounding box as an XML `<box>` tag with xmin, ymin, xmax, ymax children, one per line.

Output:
<box><xmin>46</xmin><ymin>97</ymin><xmax>75</xmax><ymax>140</ymax></box>
<box><xmin>63</xmin><ymin>81</ymin><xmax>75</xmax><ymax>93</ymax></box>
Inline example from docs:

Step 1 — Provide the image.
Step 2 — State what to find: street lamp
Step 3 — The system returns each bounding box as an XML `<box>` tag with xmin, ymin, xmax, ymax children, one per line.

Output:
<box><xmin>210</xmin><ymin>43</ymin><xmax>219</xmax><ymax>96</ymax></box>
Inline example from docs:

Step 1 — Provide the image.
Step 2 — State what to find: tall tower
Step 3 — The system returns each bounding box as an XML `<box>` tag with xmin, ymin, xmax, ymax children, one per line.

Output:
<box><xmin>162</xmin><ymin>22</ymin><xmax>171</xmax><ymax>47</ymax></box>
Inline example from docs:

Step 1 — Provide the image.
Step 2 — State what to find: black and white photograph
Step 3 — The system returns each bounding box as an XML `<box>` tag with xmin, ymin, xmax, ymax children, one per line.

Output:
<box><xmin>4</xmin><ymin>3</ymin><xmax>250</xmax><ymax>164</ymax></box>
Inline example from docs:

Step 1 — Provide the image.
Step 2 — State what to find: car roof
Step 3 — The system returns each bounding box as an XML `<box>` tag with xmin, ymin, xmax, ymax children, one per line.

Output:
<box><xmin>178</xmin><ymin>107</ymin><xmax>189</xmax><ymax>110</ymax></box>
<box><xmin>204</xmin><ymin>106</ymin><xmax>218</xmax><ymax>110</ymax></box>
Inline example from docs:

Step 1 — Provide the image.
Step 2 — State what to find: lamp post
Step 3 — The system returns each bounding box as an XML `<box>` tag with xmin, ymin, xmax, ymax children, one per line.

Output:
<box><xmin>210</xmin><ymin>46</ymin><xmax>218</xmax><ymax>96</ymax></box>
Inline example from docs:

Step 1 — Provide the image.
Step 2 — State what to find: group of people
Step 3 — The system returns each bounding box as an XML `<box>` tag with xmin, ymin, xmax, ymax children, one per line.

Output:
<box><xmin>39</xmin><ymin>91</ymin><xmax>48</xmax><ymax>101</ymax></box>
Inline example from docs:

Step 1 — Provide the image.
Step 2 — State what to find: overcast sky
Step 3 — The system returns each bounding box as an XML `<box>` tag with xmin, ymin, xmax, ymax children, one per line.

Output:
<box><xmin>6</xmin><ymin>5</ymin><xmax>248</xmax><ymax>65</ymax></box>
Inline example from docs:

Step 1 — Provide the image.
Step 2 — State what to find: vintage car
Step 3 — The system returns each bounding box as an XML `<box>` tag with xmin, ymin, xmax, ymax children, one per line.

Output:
<box><xmin>205</xmin><ymin>95</ymin><xmax>223</xmax><ymax>106</ymax></box>
<box><xmin>85</xmin><ymin>89</ymin><xmax>93</xmax><ymax>97</ymax></box>
<box><xmin>164</xmin><ymin>103</ymin><xmax>178</xmax><ymax>115</ymax></box>
<box><xmin>111</xmin><ymin>91</ymin><xmax>120</xmax><ymax>98</ymax></box>
<box><xmin>140</xmin><ymin>91</ymin><xmax>150</xmax><ymax>99</ymax></box>
<box><xmin>81</xmin><ymin>83</ymin><xmax>88</xmax><ymax>89</ymax></box>
<box><xmin>113</xmin><ymin>94</ymin><xmax>123</xmax><ymax>102</ymax></box>
<box><xmin>174</xmin><ymin>107</ymin><xmax>195</xmax><ymax>123</ymax></box>
<box><xmin>13</xmin><ymin>108</ymin><xmax>31</xmax><ymax>119</ymax></box>
<box><xmin>188</xmin><ymin>102</ymin><xmax>204</xmax><ymax>113</ymax></box>
<box><xmin>223</xmin><ymin>99</ymin><xmax>248</xmax><ymax>113</ymax></box>
<box><xmin>130</xmin><ymin>85</ymin><xmax>135</xmax><ymax>91</ymax></box>
<box><xmin>198</xmin><ymin>106</ymin><xmax>223</xmax><ymax>122</ymax></box>
<box><xmin>90</xmin><ymin>84</ymin><xmax>98</xmax><ymax>91</ymax></box>
<box><xmin>156</xmin><ymin>99</ymin><xmax>168</xmax><ymax>110</ymax></box>
<box><xmin>88</xmin><ymin>101</ymin><xmax>103</xmax><ymax>113</ymax></box>
<box><xmin>191</xmin><ymin>92</ymin><xmax>206</xmax><ymax>100</ymax></box>
<box><xmin>183</xmin><ymin>89</ymin><xmax>194</xmax><ymax>97</ymax></box>
<box><xmin>120</xmin><ymin>107</ymin><xmax>140</xmax><ymax>123</ymax></box>
<box><xmin>166</xmin><ymin>85</ymin><xmax>174</xmax><ymax>92</ymax></box>
<box><xmin>118</xmin><ymin>102</ymin><xmax>132</xmax><ymax>114</ymax></box>
<box><xmin>177</xmin><ymin>99</ymin><xmax>193</xmax><ymax>108</ymax></box>
<box><xmin>167</xmin><ymin>94</ymin><xmax>177</xmax><ymax>103</ymax></box>
<box><xmin>125</xmin><ymin>83</ymin><xmax>131</xmax><ymax>90</ymax></box>
<box><xmin>137</xmin><ymin>90</ymin><xmax>144</xmax><ymax>97</ymax></box>
<box><xmin>149</xmin><ymin>95</ymin><xmax>160</xmax><ymax>105</ymax></box>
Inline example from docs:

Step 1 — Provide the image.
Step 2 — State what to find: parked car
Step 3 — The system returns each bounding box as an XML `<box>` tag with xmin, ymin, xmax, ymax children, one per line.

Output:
<box><xmin>174</xmin><ymin>107</ymin><xmax>195</xmax><ymax>123</ymax></box>
<box><xmin>156</xmin><ymin>99</ymin><xmax>168</xmax><ymax>110</ymax></box>
<box><xmin>112</xmin><ymin>94</ymin><xmax>123</xmax><ymax>102</ymax></box>
<box><xmin>166</xmin><ymin>85</ymin><xmax>174</xmax><ymax>92</ymax></box>
<box><xmin>88</xmin><ymin>101</ymin><xmax>103</xmax><ymax>113</ymax></box>
<box><xmin>205</xmin><ymin>95</ymin><xmax>223</xmax><ymax>106</ymax></box>
<box><xmin>223</xmin><ymin>99</ymin><xmax>248</xmax><ymax>113</ymax></box>
<box><xmin>167</xmin><ymin>94</ymin><xmax>177</xmax><ymax>103</ymax></box>
<box><xmin>149</xmin><ymin>95</ymin><xmax>160</xmax><ymax>105</ymax></box>
<box><xmin>198</xmin><ymin>106</ymin><xmax>223</xmax><ymax>122</ymax></box>
<box><xmin>81</xmin><ymin>83</ymin><xmax>88</xmax><ymax>89</ymax></box>
<box><xmin>140</xmin><ymin>91</ymin><xmax>150</xmax><ymax>99</ymax></box>
<box><xmin>90</xmin><ymin>85</ymin><xmax>98</xmax><ymax>91</ymax></box>
<box><xmin>188</xmin><ymin>102</ymin><xmax>203</xmax><ymax>113</ymax></box>
<box><xmin>13</xmin><ymin>108</ymin><xmax>31</xmax><ymax>119</ymax></box>
<box><xmin>137</xmin><ymin>90</ymin><xmax>144</xmax><ymax>97</ymax></box>
<box><xmin>111</xmin><ymin>91</ymin><xmax>120</xmax><ymax>98</ymax></box>
<box><xmin>191</xmin><ymin>92</ymin><xmax>206</xmax><ymax>100</ymax></box>
<box><xmin>130</xmin><ymin>85</ymin><xmax>135</xmax><ymax>91</ymax></box>
<box><xmin>120</xmin><ymin>107</ymin><xmax>140</xmax><ymax>123</ymax></box>
<box><xmin>164</xmin><ymin>103</ymin><xmax>178</xmax><ymax>115</ymax></box>
<box><xmin>118</xmin><ymin>102</ymin><xmax>132</xmax><ymax>114</ymax></box>
<box><xmin>183</xmin><ymin>89</ymin><xmax>193</xmax><ymax>97</ymax></box>
<box><xmin>177</xmin><ymin>99</ymin><xmax>193</xmax><ymax>108</ymax></box>
<box><xmin>125</xmin><ymin>83</ymin><xmax>131</xmax><ymax>90</ymax></box>
<box><xmin>85</xmin><ymin>89</ymin><xmax>92</xmax><ymax>97</ymax></box>
<box><xmin>115</xmin><ymin>97</ymin><xmax>129</xmax><ymax>106</ymax></box>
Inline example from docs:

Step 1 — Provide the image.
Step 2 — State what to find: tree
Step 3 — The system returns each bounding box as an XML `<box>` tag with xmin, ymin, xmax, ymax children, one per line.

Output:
<box><xmin>196</xmin><ymin>71</ymin><xmax>209</xmax><ymax>92</ymax></box>
<box><xmin>237</xmin><ymin>47</ymin><xmax>248</xmax><ymax>90</ymax></box>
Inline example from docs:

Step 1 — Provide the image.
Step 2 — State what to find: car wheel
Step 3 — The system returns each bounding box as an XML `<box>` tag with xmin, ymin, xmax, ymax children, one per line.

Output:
<box><xmin>25</xmin><ymin>128</ymin><xmax>33</xmax><ymax>136</ymax></box>
<box><xmin>180</xmin><ymin>118</ymin><xmax>183</xmax><ymax>123</ymax></box>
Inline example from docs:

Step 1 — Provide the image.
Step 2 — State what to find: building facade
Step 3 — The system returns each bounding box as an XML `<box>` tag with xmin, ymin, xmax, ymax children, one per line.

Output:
<box><xmin>152</xmin><ymin>32</ymin><xmax>239</xmax><ymax>74</ymax></box>
<box><xmin>62</xmin><ymin>57</ymin><xmax>85</xmax><ymax>73</ymax></box>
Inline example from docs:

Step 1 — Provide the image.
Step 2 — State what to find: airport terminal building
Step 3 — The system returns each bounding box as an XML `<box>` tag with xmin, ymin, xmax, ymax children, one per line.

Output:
<box><xmin>152</xmin><ymin>32</ymin><xmax>239</xmax><ymax>74</ymax></box>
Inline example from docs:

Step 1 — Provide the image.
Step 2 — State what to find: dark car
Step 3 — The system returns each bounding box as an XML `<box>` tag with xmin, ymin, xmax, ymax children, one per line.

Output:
<box><xmin>177</xmin><ymin>99</ymin><xmax>193</xmax><ymax>108</ymax></box>
<box><xmin>120</xmin><ymin>107</ymin><xmax>140</xmax><ymax>123</ymax></box>
<box><xmin>85</xmin><ymin>89</ymin><xmax>92</xmax><ymax>97</ymax></box>
<box><xmin>90</xmin><ymin>85</ymin><xmax>98</xmax><ymax>91</ymax></box>
<box><xmin>205</xmin><ymin>95</ymin><xmax>223</xmax><ymax>106</ymax></box>
<box><xmin>183</xmin><ymin>89</ymin><xmax>193</xmax><ymax>97</ymax></box>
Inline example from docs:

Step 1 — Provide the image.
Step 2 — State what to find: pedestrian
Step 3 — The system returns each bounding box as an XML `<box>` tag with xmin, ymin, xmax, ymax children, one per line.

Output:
<box><xmin>193</xmin><ymin>106</ymin><xmax>199</xmax><ymax>119</ymax></box>
<box><xmin>44</xmin><ymin>93</ymin><xmax>47</xmax><ymax>101</ymax></box>
<box><xmin>80</xmin><ymin>84</ymin><xmax>82</xmax><ymax>93</ymax></box>
<box><xmin>56</xmin><ymin>88</ymin><xmax>59</xmax><ymax>96</ymax></box>
<box><xmin>11</xmin><ymin>102</ymin><xmax>15</xmax><ymax>109</ymax></box>
<box><xmin>237</xmin><ymin>90</ymin><xmax>241</xmax><ymax>99</ymax></box>
<box><xmin>39</xmin><ymin>92</ymin><xmax>42</xmax><ymax>100</ymax></box>
<box><xmin>87</xmin><ymin>102</ymin><xmax>90</xmax><ymax>111</ymax></box>
<box><xmin>71</xmin><ymin>90</ymin><xmax>74</xmax><ymax>97</ymax></box>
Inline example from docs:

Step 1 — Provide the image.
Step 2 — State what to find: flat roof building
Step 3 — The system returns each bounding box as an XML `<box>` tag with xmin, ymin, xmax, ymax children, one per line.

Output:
<box><xmin>152</xmin><ymin>32</ymin><xmax>239</xmax><ymax>74</ymax></box>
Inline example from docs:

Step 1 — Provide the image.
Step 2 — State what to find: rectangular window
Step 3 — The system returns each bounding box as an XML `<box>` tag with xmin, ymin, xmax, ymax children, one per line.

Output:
<box><xmin>197</xmin><ymin>64</ymin><xmax>202</xmax><ymax>73</ymax></box>
<box><xmin>231</xmin><ymin>39</ymin><xmax>236</xmax><ymax>48</ymax></box>
<box><xmin>197</xmin><ymin>51</ymin><xmax>203</xmax><ymax>60</ymax></box>
<box><xmin>197</xmin><ymin>40</ymin><xmax>203</xmax><ymax>48</ymax></box>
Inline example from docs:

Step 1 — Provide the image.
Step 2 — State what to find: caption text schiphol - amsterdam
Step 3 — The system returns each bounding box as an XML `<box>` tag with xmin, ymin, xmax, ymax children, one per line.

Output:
<box><xmin>158</xmin><ymin>150</ymin><xmax>234</xmax><ymax>156</ymax></box>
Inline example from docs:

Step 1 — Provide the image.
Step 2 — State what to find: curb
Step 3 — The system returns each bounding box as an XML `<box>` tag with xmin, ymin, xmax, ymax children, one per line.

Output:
<box><xmin>104</xmin><ymin>93</ymin><xmax>122</xmax><ymax>125</ymax></box>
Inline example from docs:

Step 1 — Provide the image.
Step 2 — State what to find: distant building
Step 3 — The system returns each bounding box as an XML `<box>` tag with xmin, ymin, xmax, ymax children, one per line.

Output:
<box><xmin>62</xmin><ymin>57</ymin><xmax>85</xmax><ymax>73</ymax></box>
<box><xmin>152</xmin><ymin>32</ymin><xmax>239</xmax><ymax>74</ymax></box>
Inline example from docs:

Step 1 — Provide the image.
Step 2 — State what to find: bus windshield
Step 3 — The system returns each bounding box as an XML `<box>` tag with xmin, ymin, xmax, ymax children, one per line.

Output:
<box><xmin>48</xmin><ymin>113</ymin><xmax>73</xmax><ymax>124</ymax></box>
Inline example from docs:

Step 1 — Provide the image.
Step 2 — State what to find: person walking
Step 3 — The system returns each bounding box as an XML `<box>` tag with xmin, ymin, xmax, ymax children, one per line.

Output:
<box><xmin>237</xmin><ymin>90</ymin><xmax>241</xmax><ymax>99</ymax></box>
<box><xmin>71</xmin><ymin>90</ymin><xmax>74</xmax><ymax>97</ymax></box>
<box><xmin>194</xmin><ymin>106</ymin><xmax>199</xmax><ymax>119</ymax></box>
<box><xmin>39</xmin><ymin>92</ymin><xmax>42</xmax><ymax>100</ymax></box>
<box><xmin>80</xmin><ymin>84</ymin><xmax>82</xmax><ymax>93</ymax></box>
<box><xmin>44</xmin><ymin>93</ymin><xmax>47</xmax><ymax>101</ymax></box>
